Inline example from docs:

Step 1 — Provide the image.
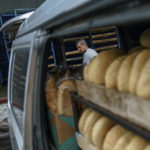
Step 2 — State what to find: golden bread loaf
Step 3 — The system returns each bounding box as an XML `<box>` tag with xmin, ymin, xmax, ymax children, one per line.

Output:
<box><xmin>140</xmin><ymin>28</ymin><xmax>150</xmax><ymax>48</ymax></box>
<box><xmin>83</xmin><ymin>64</ymin><xmax>89</xmax><ymax>81</ymax></box>
<box><xmin>83</xmin><ymin>110</ymin><xmax>101</xmax><ymax>143</ymax></box>
<box><xmin>45</xmin><ymin>75</ymin><xmax>57</xmax><ymax>113</ymax></box>
<box><xmin>78</xmin><ymin>108</ymin><xmax>92</xmax><ymax>135</ymax></box>
<box><xmin>125</xmin><ymin>136</ymin><xmax>147</xmax><ymax>150</ymax></box>
<box><xmin>91</xmin><ymin>117</ymin><xmax>115</xmax><ymax>150</ymax></box>
<box><xmin>144</xmin><ymin>144</ymin><xmax>150</xmax><ymax>150</ymax></box>
<box><xmin>117</xmin><ymin>51</ymin><xmax>139</xmax><ymax>92</ymax></box>
<box><xmin>137</xmin><ymin>58</ymin><xmax>150</xmax><ymax>99</ymax></box>
<box><xmin>103</xmin><ymin>125</ymin><xmax>127</xmax><ymax>150</ymax></box>
<box><xmin>105</xmin><ymin>56</ymin><xmax>126</xmax><ymax>89</ymax></box>
<box><xmin>129</xmin><ymin>50</ymin><xmax>150</xmax><ymax>94</ymax></box>
<box><xmin>57</xmin><ymin>79</ymin><xmax>76</xmax><ymax>117</ymax></box>
<box><xmin>87</xmin><ymin>49</ymin><xmax>124</xmax><ymax>85</ymax></box>
<box><xmin>113</xmin><ymin>132</ymin><xmax>134</xmax><ymax>150</ymax></box>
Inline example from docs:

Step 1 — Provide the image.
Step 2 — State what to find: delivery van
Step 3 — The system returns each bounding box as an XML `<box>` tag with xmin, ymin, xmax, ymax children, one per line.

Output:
<box><xmin>1</xmin><ymin>0</ymin><xmax>150</xmax><ymax>150</ymax></box>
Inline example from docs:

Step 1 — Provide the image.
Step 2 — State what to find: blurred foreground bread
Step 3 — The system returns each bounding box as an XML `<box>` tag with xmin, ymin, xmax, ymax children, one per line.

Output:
<box><xmin>78</xmin><ymin>108</ymin><xmax>92</xmax><ymax>135</ymax></box>
<box><xmin>83</xmin><ymin>110</ymin><xmax>101</xmax><ymax>143</ymax></box>
<box><xmin>83</xmin><ymin>64</ymin><xmax>89</xmax><ymax>81</ymax></box>
<box><xmin>125</xmin><ymin>136</ymin><xmax>147</xmax><ymax>150</ymax></box>
<box><xmin>105</xmin><ymin>56</ymin><xmax>125</xmax><ymax>89</ymax></box>
<box><xmin>137</xmin><ymin>58</ymin><xmax>150</xmax><ymax>99</ymax></box>
<box><xmin>103</xmin><ymin>125</ymin><xmax>127</xmax><ymax>150</ymax></box>
<box><xmin>45</xmin><ymin>74</ymin><xmax>57</xmax><ymax>113</ymax></box>
<box><xmin>113</xmin><ymin>132</ymin><xmax>134</xmax><ymax>150</ymax></box>
<box><xmin>57</xmin><ymin>79</ymin><xmax>76</xmax><ymax>117</ymax></box>
<box><xmin>117</xmin><ymin>51</ymin><xmax>139</xmax><ymax>92</ymax></box>
<box><xmin>92</xmin><ymin>117</ymin><xmax>115</xmax><ymax>150</ymax></box>
<box><xmin>129</xmin><ymin>50</ymin><xmax>150</xmax><ymax>94</ymax></box>
<box><xmin>87</xmin><ymin>49</ymin><xmax>124</xmax><ymax>85</ymax></box>
<box><xmin>144</xmin><ymin>144</ymin><xmax>150</xmax><ymax>150</ymax></box>
<box><xmin>140</xmin><ymin>28</ymin><xmax>150</xmax><ymax>48</ymax></box>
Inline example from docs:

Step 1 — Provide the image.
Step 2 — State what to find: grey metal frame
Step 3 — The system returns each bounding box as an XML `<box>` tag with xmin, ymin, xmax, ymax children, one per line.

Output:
<box><xmin>8</xmin><ymin>47</ymin><xmax>23</xmax><ymax>150</ymax></box>
<box><xmin>8</xmin><ymin>31</ymin><xmax>36</xmax><ymax>150</ymax></box>
<box><xmin>31</xmin><ymin>32</ymin><xmax>50</xmax><ymax>150</ymax></box>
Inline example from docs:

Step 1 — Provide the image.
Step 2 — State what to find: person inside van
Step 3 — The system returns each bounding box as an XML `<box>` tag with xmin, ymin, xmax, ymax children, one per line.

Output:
<box><xmin>76</xmin><ymin>39</ymin><xmax>98</xmax><ymax>66</ymax></box>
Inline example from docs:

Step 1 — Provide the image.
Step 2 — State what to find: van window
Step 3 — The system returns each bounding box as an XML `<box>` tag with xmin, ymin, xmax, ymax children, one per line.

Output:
<box><xmin>11</xmin><ymin>48</ymin><xmax>29</xmax><ymax>132</ymax></box>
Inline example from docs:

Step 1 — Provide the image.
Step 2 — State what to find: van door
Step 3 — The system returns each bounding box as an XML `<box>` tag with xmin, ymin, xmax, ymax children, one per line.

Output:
<box><xmin>8</xmin><ymin>31</ymin><xmax>36</xmax><ymax>150</ymax></box>
<box><xmin>8</xmin><ymin>45</ymin><xmax>31</xmax><ymax>150</ymax></box>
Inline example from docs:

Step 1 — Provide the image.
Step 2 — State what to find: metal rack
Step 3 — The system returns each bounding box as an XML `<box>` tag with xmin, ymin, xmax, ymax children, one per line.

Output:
<box><xmin>0</xmin><ymin>39</ymin><xmax>8</xmax><ymax>84</ymax></box>
<box><xmin>48</xmin><ymin>26</ymin><xmax>120</xmax><ymax>70</ymax></box>
<box><xmin>0</xmin><ymin>9</ymin><xmax>35</xmax><ymax>60</ymax></box>
<box><xmin>63</xmin><ymin>26</ymin><xmax>119</xmax><ymax>68</ymax></box>
<box><xmin>47</xmin><ymin>42</ymin><xmax>57</xmax><ymax>70</ymax></box>
<box><xmin>0</xmin><ymin>9</ymin><xmax>34</xmax><ymax>84</ymax></box>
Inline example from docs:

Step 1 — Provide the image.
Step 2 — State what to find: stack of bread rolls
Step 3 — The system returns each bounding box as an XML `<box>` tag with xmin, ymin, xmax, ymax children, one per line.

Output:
<box><xmin>84</xmin><ymin>48</ymin><xmax>125</xmax><ymax>85</ymax></box>
<box><xmin>83</xmin><ymin>28</ymin><xmax>150</xmax><ymax>99</ymax></box>
<box><xmin>45</xmin><ymin>72</ymin><xmax>76</xmax><ymax>117</ymax></box>
<box><xmin>78</xmin><ymin>108</ymin><xmax>149</xmax><ymax>150</ymax></box>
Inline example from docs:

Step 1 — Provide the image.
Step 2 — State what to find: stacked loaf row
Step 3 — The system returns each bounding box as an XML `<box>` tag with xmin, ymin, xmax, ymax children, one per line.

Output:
<box><xmin>78</xmin><ymin>108</ymin><xmax>150</xmax><ymax>150</ymax></box>
<box><xmin>45</xmin><ymin>73</ymin><xmax>76</xmax><ymax>117</ymax></box>
<box><xmin>83</xmin><ymin>28</ymin><xmax>150</xmax><ymax>99</ymax></box>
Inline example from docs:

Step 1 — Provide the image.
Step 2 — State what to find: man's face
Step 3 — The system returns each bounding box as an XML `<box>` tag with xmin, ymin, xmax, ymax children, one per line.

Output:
<box><xmin>76</xmin><ymin>43</ymin><xmax>87</xmax><ymax>53</ymax></box>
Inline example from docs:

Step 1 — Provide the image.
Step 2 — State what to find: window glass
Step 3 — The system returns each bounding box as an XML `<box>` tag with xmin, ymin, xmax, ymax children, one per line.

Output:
<box><xmin>11</xmin><ymin>48</ymin><xmax>29</xmax><ymax>132</ymax></box>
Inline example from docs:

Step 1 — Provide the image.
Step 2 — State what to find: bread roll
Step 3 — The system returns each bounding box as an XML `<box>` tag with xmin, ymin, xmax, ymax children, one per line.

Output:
<box><xmin>117</xmin><ymin>51</ymin><xmax>139</xmax><ymax>92</ymax></box>
<box><xmin>83</xmin><ymin>64</ymin><xmax>89</xmax><ymax>81</ymax></box>
<box><xmin>140</xmin><ymin>28</ymin><xmax>150</xmax><ymax>48</ymax></box>
<box><xmin>105</xmin><ymin>56</ymin><xmax>126</xmax><ymax>89</ymax></box>
<box><xmin>125</xmin><ymin>136</ymin><xmax>147</xmax><ymax>150</ymax></box>
<box><xmin>45</xmin><ymin>75</ymin><xmax>57</xmax><ymax>113</ymax></box>
<box><xmin>113</xmin><ymin>132</ymin><xmax>134</xmax><ymax>150</ymax></box>
<box><xmin>78</xmin><ymin>108</ymin><xmax>92</xmax><ymax>135</ymax></box>
<box><xmin>137</xmin><ymin>58</ymin><xmax>150</xmax><ymax>99</ymax></box>
<box><xmin>129</xmin><ymin>50</ymin><xmax>150</xmax><ymax>94</ymax></box>
<box><xmin>83</xmin><ymin>110</ymin><xmax>101</xmax><ymax>143</ymax></box>
<box><xmin>83</xmin><ymin>54</ymin><xmax>98</xmax><ymax>82</ymax></box>
<box><xmin>92</xmin><ymin>117</ymin><xmax>115</xmax><ymax>149</ymax></box>
<box><xmin>103</xmin><ymin>125</ymin><xmax>127</xmax><ymax>150</ymax></box>
<box><xmin>57</xmin><ymin>80</ymin><xmax>76</xmax><ymax>117</ymax></box>
<box><xmin>144</xmin><ymin>144</ymin><xmax>150</xmax><ymax>150</ymax></box>
<box><xmin>87</xmin><ymin>49</ymin><xmax>124</xmax><ymax>85</ymax></box>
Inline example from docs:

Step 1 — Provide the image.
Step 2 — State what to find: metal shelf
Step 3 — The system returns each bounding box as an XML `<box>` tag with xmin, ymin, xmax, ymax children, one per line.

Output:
<box><xmin>63</xmin><ymin>26</ymin><xmax>119</xmax><ymax>68</ymax></box>
<box><xmin>71</xmin><ymin>92</ymin><xmax>150</xmax><ymax>142</ymax></box>
<box><xmin>0</xmin><ymin>9</ymin><xmax>35</xmax><ymax>84</ymax></box>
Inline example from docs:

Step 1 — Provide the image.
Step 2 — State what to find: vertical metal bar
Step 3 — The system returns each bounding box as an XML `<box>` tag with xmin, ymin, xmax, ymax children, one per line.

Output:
<box><xmin>115</xmin><ymin>26</ymin><xmax>120</xmax><ymax>48</ymax></box>
<box><xmin>14</xmin><ymin>9</ymin><xmax>17</xmax><ymax>17</ymax></box>
<box><xmin>0</xmin><ymin>16</ymin><xmax>10</xmax><ymax>61</ymax></box>
<box><xmin>0</xmin><ymin>17</ymin><xmax>3</xmax><ymax>84</ymax></box>
<box><xmin>0</xmin><ymin>16</ymin><xmax>3</xmax><ymax>26</ymax></box>
<box><xmin>50</xmin><ymin>42</ymin><xmax>57</xmax><ymax>66</ymax></box>
<box><xmin>2</xmin><ymin>32</ymin><xmax>9</xmax><ymax>62</ymax></box>
<box><xmin>60</xmin><ymin>38</ymin><xmax>67</xmax><ymax>67</ymax></box>
<box><xmin>89</xmin><ymin>31</ymin><xmax>94</xmax><ymax>49</ymax></box>
<box><xmin>0</xmin><ymin>70</ymin><xmax>3</xmax><ymax>84</ymax></box>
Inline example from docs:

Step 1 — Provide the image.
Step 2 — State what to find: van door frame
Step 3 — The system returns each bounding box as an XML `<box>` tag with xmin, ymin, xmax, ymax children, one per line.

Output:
<box><xmin>8</xmin><ymin>32</ymin><xmax>36</xmax><ymax>150</ymax></box>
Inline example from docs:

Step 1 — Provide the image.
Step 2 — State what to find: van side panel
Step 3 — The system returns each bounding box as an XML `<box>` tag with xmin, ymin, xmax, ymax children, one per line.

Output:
<box><xmin>8</xmin><ymin>32</ymin><xmax>36</xmax><ymax>150</ymax></box>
